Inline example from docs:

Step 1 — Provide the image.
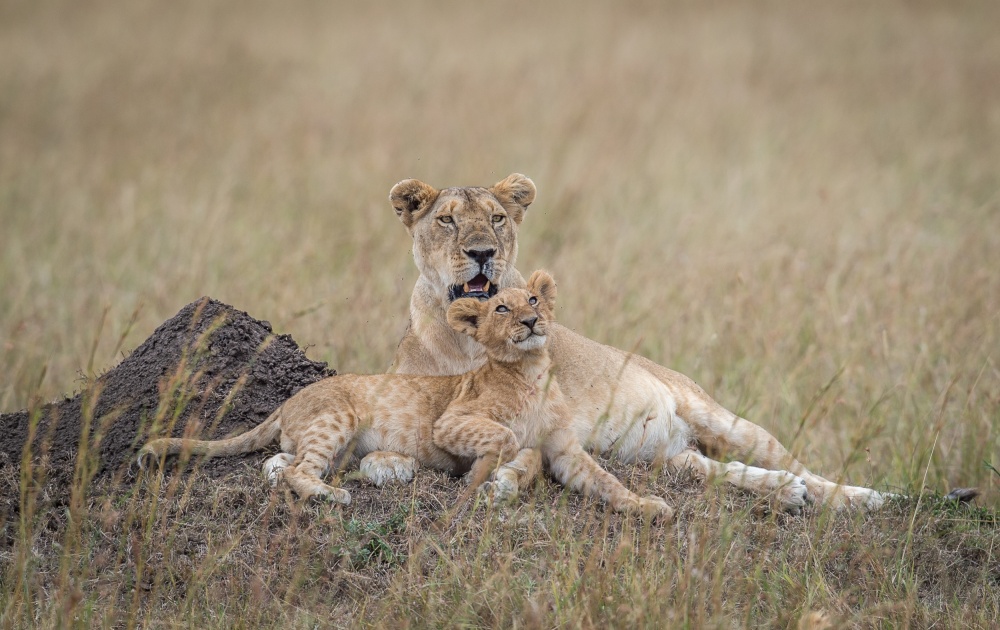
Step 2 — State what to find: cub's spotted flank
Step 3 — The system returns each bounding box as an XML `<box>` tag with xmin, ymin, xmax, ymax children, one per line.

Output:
<box><xmin>138</xmin><ymin>271</ymin><xmax>671</xmax><ymax>519</ymax></box>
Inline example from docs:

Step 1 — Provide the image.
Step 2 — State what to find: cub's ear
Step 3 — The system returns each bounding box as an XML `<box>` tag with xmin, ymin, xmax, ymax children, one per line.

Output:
<box><xmin>526</xmin><ymin>270</ymin><xmax>557</xmax><ymax>308</ymax></box>
<box><xmin>490</xmin><ymin>173</ymin><xmax>536</xmax><ymax>224</ymax></box>
<box><xmin>389</xmin><ymin>179</ymin><xmax>439</xmax><ymax>230</ymax></box>
<box><xmin>446</xmin><ymin>298</ymin><xmax>484</xmax><ymax>337</ymax></box>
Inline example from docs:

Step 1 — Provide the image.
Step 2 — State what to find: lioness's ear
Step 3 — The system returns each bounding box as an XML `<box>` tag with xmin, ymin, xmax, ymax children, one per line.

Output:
<box><xmin>490</xmin><ymin>173</ymin><xmax>536</xmax><ymax>224</ymax></box>
<box><xmin>446</xmin><ymin>298</ymin><xmax>484</xmax><ymax>337</ymax></box>
<box><xmin>389</xmin><ymin>179</ymin><xmax>439</xmax><ymax>230</ymax></box>
<box><xmin>527</xmin><ymin>270</ymin><xmax>557</xmax><ymax>307</ymax></box>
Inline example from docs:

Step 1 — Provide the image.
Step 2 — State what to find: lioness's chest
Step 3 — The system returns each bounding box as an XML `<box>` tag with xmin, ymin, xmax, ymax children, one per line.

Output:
<box><xmin>502</xmin><ymin>382</ymin><xmax>561</xmax><ymax>448</ymax></box>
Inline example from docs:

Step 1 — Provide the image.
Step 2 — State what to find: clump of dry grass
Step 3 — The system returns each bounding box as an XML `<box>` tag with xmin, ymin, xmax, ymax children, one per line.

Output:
<box><xmin>3</xmin><ymin>433</ymin><xmax>998</xmax><ymax>627</ymax></box>
<box><xmin>2</xmin><ymin>0</ymin><xmax>999</xmax><ymax>626</ymax></box>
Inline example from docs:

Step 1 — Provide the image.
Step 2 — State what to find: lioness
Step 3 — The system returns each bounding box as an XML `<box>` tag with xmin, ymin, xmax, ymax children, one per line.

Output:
<box><xmin>378</xmin><ymin>173</ymin><xmax>892</xmax><ymax>512</ymax></box>
<box><xmin>138</xmin><ymin>271</ymin><xmax>671</xmax><ymax>517</ymax></box>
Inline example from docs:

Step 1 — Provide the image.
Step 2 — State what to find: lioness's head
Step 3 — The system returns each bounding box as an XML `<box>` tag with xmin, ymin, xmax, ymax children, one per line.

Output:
<box><xmin>446</xmin><ymin>270</ymin><xmax>556</xmax><ymax>363</ymax></box>
<box><xmin>390</xmin><ymin>174</ymin><xmax>535</xmax><ymax>303</ymax></box>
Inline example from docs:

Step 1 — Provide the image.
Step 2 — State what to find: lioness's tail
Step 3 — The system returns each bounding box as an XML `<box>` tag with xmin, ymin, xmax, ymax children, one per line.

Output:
<box><xmin>137</xmin><ymin>406</ymin><xmax>284</xmax><ymax>469</ymax></box>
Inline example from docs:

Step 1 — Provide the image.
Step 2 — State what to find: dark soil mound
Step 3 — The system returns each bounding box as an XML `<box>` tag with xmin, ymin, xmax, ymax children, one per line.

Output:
<box><xmin>0</xmin><ymin>297</ymin><xmax>333</xmax><ymax>514</ymax></box>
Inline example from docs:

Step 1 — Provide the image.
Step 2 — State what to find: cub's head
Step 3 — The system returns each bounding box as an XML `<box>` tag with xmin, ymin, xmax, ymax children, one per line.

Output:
<box><xmin>446</xmin><ymin>270</ymin><xmax>556</xmax><ymax>363</ymax></box>
<box><xmin>390</xmin><ymin>174</ymin><xmax>536</xmax><ymax>302</ymax></box>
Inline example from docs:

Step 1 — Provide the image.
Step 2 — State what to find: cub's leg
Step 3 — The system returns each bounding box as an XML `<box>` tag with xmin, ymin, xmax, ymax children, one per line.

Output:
<box><xmin>359</xmin><ymin>451</ymin><xmax>420</xmax><ymax>486</ymax></box>
<box><xmin>633</xmin><ymin>356</ymin><xmax>889</xmax><ymax>509</ymax></box>
<box><xmin>282</xmin><ymin>452</ymin><xmax>351</xmax><ymax>504</ymax></box>
<box><xmin>543</xmin><ymin>428</ymin><xmax>673</xmax><ymax>520</ymax></box>
<box><xmin>432</xmin><ymin>413</ymin><xmax>521</xmax><ymax>493</ymax></box>
<box><xmin>481</xmin><ymin>447</ymin><xmax>542</xmax><ymax>503</ymax></box>
<box><xmin>667</xmin><ymin>449</ymin><xmax>809</xmax><ymax>514</ymax></box>
<box><xmin>279</xmin><ymin>413</ymin><xmax>354</xmax><ymax>504</ymax></box>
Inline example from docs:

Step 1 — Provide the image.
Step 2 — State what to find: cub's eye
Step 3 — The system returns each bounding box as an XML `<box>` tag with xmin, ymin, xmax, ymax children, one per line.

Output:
<box><xmin>496</xmin><ymin>305</ymin><xmax>509</xmax><ymax>313</ymax></box>
<box><xmin>491</xmin><ymin>214</ymin><xmax>505</xmax><ymax>225</ymax></box>
<box><xmin>438</xmin><ymin>216</ymin><xmax>453</xmax><ymax>225</ymax></box>
<box><xmin>528</xmin><ymin>296</ymin><xmax>538</xmax><ymax>306</ymax></box>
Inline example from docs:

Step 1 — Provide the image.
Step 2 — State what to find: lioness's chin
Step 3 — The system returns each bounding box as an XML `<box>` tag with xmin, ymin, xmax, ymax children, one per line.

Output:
<box><xmin>514</xmin><ymin>335</ymin><xmax>546</xmax><ymax>351</ymax></box>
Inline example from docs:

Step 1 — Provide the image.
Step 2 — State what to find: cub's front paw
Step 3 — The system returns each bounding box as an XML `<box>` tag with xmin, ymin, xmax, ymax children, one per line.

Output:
<box><xmin>359</xmin><ymin>451</ymin><xmax>419</xmax><ymax>487</ymax></box>
<box><xmin>637</xmin><ymin>495</ymin><xmax>674</xmax><ymax>522</ymax></box>
<box><xmin>479</xmin><ymin>475</ymin><xmax>519</xmax><ymax>504</ymax></box>
<box><xmin>310</xmin><ymin>486</ymin><xmax>352</xmax><ymax>505</ymax></box>
<box><xmin>262</xmin><ymin>452</ymin><xmax>295</xmax><ymax>487</ymax></box>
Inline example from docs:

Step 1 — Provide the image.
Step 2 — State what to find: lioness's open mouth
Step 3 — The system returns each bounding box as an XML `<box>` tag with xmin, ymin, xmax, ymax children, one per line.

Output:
<box><xmin>448</xmin><ymin>274</ymin><xmax>498</xmax><ymax>301</ymax></box>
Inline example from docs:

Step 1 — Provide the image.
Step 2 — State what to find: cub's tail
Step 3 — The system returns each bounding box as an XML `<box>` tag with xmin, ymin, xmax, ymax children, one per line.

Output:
<box><xmin>137</xmin><ymin>405</ymin><xmax>284</xmax><ymax>469</ymax></box>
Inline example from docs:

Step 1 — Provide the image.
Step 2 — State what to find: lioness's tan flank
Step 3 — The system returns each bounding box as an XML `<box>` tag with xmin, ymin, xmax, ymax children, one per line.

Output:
<box><xmin>138</xmin><ymin>271</ymin><xmax>671</xmax><ymax>518</ymax></box>
<box><xmin>385</xmin><ymin>173</ymin><xmax>891</xmax><ymax>512</ymax></box>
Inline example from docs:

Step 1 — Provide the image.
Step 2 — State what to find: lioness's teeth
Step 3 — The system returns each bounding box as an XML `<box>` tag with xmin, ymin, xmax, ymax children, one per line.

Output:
<box><xmin>483</xmin><ymin>280</ymin><xmax>491</xmax><ymax>292</ymax></box>
<box><xmin>463</xmin><ymin>282</ymin><xmax>470</xmax><ymax>293</ymax></box>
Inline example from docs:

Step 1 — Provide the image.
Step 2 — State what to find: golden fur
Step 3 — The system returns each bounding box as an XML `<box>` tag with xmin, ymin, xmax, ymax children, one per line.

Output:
<box><xmin>386</xmin><ymin>174</ymin><xmax>893</xmax><ymax>512</ymax></box>
<box><xmin>138</xmin><ymin>271</ymin><xmax>671</xmax><ymax>518</ymax></box>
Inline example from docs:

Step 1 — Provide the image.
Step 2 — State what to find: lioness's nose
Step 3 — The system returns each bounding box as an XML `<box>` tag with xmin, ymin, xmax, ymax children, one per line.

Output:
<box><xmin>522</xmin><ymin>317</ymin><xmax>538</xmax><ymax>330</ymax></box>
<box><xmin>464</xmin><ymin>248</ymin><xmax>495</xmax><ymax>266</ymax></box>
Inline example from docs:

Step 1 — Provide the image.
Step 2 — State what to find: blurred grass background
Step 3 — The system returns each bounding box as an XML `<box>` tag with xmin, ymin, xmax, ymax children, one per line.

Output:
<box><xmin>2</xmin><ymin>2</ymin><xmax>1000</xmax><ymax>626</ymax></box>
<box><xmin>1</xmin><ymin>0</ymin><xmax>998</xmax><ymax>502</ymax></box>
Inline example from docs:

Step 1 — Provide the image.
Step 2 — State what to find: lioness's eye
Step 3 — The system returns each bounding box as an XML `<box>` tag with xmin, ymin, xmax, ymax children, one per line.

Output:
<box><xmin>528</xmin><ymin>296</ymin><xmax>538</xmax><ymax>306</ymax></box>
<box><xmin>496</xmin><ymin>305</ymin><xmax>509</xmax><ymax>313</ymax></box>
<box><xmin>492</xmin><ymin>214</ymin><xmax>505</xmax><ymax>225</ymax></box>
<box><xmin>438</xmin><ymin>216</ymin><xmax>453</xmax><ymax>225</ymax></box>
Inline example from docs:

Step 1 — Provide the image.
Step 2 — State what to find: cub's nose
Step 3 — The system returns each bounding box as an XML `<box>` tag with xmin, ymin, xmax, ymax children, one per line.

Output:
<box><xmin>521</xmin><ymin>316</ymin><xmax>538</xmax><ymax>330</ymax></box>
<box><xmin>464</xmin><ymin>248</ymin><xmax>495</xmax><ymax>266</ymax></box>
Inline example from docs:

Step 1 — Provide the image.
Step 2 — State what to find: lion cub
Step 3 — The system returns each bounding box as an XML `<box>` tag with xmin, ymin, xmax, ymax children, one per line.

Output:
<box><xmin>138</xmin><ymin>271</ymin><xmax>670</xmax><ymax>518</ymax></box>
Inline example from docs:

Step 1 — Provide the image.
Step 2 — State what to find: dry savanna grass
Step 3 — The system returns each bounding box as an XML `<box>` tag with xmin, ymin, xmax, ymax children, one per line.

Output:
<box><xmin>1</xmin><ymin>0</ymin><xmax>999</xmax><ymax>627</ymax></box>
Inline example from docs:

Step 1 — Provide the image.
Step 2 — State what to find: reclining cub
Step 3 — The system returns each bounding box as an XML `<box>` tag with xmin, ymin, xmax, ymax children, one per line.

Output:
<box><xmin>138</xmin><ymin>271</ymin><xmax>671</xmax><ymax>519</ymax></box>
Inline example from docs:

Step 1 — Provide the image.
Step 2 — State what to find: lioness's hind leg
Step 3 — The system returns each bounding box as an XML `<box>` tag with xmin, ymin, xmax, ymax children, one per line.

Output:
<box><xmin>668</xmin><ymin>449</ymin><xmax>809</xmax><ymax>514</ymax></box>
<box><xmin>636</xmin><ymin>357</ymin><xmax>891</xmax><ymax>511</ymax></box>
<box><xmin>359</xmin><ymin>451</ymin><xmax>419</xmax><ymax>486</ymax></box>
<box><xmin>802</xmin><ymin>478</ymin><xmax>893</xmax><ymax>510</ymax></box>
